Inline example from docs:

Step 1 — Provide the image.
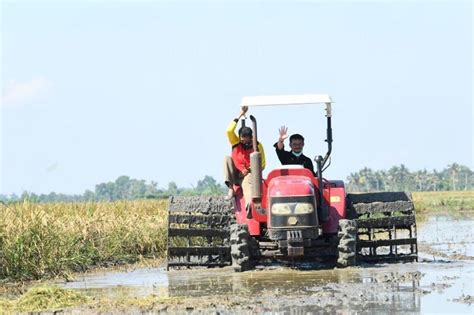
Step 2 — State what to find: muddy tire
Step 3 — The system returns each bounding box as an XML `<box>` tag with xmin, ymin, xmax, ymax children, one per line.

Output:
<box><xmin>230</xmin><ymin>224</ymin><xmax>254</xmax><ymax>272</ymax></box>
<box><xmin>337</xmin><ymin>219</ymin><xmax>358</xmax><ymax>268</ymax></box>
<box><xmin>248</xmin><ymin>236</ymin><xmax>261</xmax><ymax>259</ymax></box>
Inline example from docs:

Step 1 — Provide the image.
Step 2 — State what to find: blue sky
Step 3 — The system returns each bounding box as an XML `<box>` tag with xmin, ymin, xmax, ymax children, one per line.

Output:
<box><xmin>1</xmin><ymin>0</ymin><xmax>472</xmax><ymax>195</ymax></box>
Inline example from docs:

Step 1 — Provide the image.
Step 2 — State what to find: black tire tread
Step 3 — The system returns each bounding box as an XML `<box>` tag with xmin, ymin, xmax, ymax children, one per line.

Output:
<box><xmin>337</xmin><ymin>219</ymin><xmax>358</xmax><ymax>267</ymax></box>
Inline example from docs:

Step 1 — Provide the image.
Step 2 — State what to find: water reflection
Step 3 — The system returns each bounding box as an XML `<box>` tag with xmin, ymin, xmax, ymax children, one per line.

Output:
<box><xmin>61</xmin><ymin>267</ymin><xmax>168</xmax><ymax>298</ymax></box>
<box><xmin>417</xmin><ymin>214</ymin><xmax>474</xmax><ymax>257</ymax></box>
<box><xmin>166</xmin><ymin>267</ymin><xmax>422</xmax><ymax>313</ymax></box>
<box><xmin>58</xmin><ymin>264</ymin><xmax>425</xmax><ymax>313</ymax></box>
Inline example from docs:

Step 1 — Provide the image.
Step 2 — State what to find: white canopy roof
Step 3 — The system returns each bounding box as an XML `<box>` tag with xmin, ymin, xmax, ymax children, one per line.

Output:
<box><xmin>240</xmin><ymin>94</ymin><xmax>333</xmax><ymax>107</ymax></box>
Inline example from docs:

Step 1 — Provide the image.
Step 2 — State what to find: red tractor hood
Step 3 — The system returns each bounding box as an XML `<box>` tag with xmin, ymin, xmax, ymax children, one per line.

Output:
<box><xmin>267</xmin><ymin>175</ymin><xmax>315</xmax><ymax>197</ymax></box>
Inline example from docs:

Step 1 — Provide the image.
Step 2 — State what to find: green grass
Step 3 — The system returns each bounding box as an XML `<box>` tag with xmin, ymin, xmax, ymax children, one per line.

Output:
<box><xmin>0</xmin><ymin>200</ymin><xmax>168</xmax><ymax>281</ymax></box>
<box><xmin>413</xmin><ymin>191</ymin><xmax>474</xmax><ymax>212</ymax></box>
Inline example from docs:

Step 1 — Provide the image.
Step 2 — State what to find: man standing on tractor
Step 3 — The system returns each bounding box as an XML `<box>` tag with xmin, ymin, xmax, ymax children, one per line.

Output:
<box><xmin>224</xmin><ymin>106</ymin><xmax>266</xmax><ymax>207</ymax></box>
<box><xmin>274</xmin><ymin>126</ymin><xmax>315</xmax><ymax>176</ymax></box>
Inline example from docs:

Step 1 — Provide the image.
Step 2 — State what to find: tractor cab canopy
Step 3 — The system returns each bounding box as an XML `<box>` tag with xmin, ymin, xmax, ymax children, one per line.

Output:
<box><xmin>241</xmin><ymin>94</ymin><xmax>333</xmax><ymax>108</ymax></box>
<box><xmin>239</xmin><ymin>94</ymin><xmax>334</xmax><ymax>173</ymax></box>
<box><xmin>240</xmin><ymin>94</ymin><xmax>333</xmax><ymax>118</ymax></box>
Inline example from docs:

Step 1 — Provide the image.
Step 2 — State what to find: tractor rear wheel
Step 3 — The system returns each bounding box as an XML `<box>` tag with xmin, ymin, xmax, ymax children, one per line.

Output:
<box><xmin>337</xmin><ymin>219</ymin><xmax>358</xmax><ymax>268</ymax></box>
<box><xmin>230</xmin><ymin>223</ymin><xmax>254</xmax><ymax>272</ymax></box>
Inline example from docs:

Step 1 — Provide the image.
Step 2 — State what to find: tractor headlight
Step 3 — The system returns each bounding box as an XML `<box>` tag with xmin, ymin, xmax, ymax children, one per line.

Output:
<box><xmin>271</xmin><ymin>203</ymin><xmax>291</xmax><ymax>215</ymax></box>
<box><xmin>294</xmin><ymin>203</ymin><xmax>314</xmax><ymax>214</ymax></box>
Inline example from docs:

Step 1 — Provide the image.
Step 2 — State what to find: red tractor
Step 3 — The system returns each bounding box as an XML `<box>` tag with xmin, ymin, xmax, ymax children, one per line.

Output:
<box><xmin>167</xmin><ymin>95</ymin><xmax>417</xmax><ymax>271</ymax></box>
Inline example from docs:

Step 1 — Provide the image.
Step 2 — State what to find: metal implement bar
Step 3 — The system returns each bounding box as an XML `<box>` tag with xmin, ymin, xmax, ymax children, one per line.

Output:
<box><xmin>241</xmin><ymin>94</ymin><xmax>333</xmax><ymax>107</ymax></box>
<box><xmin>168</xmin><ymin>228</ymin><xmax>229</xmax><ymax>238</ymax></box>
<box><xmin>167</xmin><ymin>261</ymin><xmax>230</xmax><ymax>268</ymax></box>
<box><xmin>168</xmin><ymin>246</ymin><xmax>230</xmax><ymax>256</ymax></box>
<box><xmin>358</xmin><ymin>254</ymin><xmax>418</xmax><ymax>263</ymax></box>
<box><xmin>169</xmin><ymin>214</ymin><xmax>232</xmax><ymax>226</ymax></box>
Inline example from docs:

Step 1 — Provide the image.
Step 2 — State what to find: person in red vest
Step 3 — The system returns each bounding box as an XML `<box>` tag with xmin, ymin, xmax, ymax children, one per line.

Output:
<box><xmin>223</xmin><ymin>106</ymin><xmax>266</xmax><ymax>210</ymax></box>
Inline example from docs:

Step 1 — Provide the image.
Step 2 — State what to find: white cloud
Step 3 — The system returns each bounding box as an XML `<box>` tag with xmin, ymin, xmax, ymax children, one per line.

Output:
<box><xmin>1</xmin><ymin>77</ymin><xmax>53</xmax><ymax>109</ymax></box>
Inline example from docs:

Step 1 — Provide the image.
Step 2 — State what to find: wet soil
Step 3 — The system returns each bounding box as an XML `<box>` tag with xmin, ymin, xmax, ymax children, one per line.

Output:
<box><xmin>3</xmin><ymin>212</ymin><xmax>474</xmax><ymax>314</ymax></box>
<box><xmin>55</xmin><ymin>259</ymin><xmax>472</xmax><ymax>314</ymax></box>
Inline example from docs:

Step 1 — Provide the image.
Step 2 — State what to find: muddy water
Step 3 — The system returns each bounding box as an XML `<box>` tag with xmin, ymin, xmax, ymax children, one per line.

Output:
<box><xmin>418</xmin><ymin>214</ymin><xmax>474</xmax><ymax>257</ymax></box>
<box><xmin>58</xmin><ymin>213</ymin><xmax>474</xmax><ymax>313</ymax></box>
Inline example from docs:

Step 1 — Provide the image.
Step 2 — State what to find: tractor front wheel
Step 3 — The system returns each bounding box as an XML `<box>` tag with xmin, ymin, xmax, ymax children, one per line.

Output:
<box><xmin>230</xmin><ymin>224</ymin><xmax>254</xmax><ymax>272</ymax></box>
<box><xmin>337</xmin><ymin>219</ymin><xmax>358</xmax><ymax>268</ymax></box>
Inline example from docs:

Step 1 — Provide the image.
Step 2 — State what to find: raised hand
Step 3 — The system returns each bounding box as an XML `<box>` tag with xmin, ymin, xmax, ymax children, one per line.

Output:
<box><xmin>278</xmin><ymin>126</ymin><xmax>289</xmax><ymax>142</ymax></box>
<box><xmin>239</xmin><ymin>106</ymin><xmax>248</xmax><ymax>118</ymax></box>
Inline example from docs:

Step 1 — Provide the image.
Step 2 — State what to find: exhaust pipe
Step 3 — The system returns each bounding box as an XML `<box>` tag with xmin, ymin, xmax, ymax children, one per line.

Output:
<box><xmin>250</xmin><ymin>152</ymin><xmax>262</xmax><ymax>203</ymax></box>
<box><xmin>249</xmin><ymin>115</ymin><xmax>262</xmax><ymax>204</ymax></box>
<box><xmin>316</xmin><ymin>155</ymin><xmax>328</xmax><ymax>223</ymax></box>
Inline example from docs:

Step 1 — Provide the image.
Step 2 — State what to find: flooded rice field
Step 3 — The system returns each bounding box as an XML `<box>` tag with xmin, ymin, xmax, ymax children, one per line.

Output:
<box><xmin>48</xmin><ymin>212</ymin><xmax>474</xmax><ymax>314</ymax></box>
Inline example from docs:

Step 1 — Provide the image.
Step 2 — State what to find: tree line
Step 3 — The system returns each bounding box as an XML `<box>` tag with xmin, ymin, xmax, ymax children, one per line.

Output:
<box><xmin>1</xmin><ymin>163</ymin><xmax>472</xmax><ymax>203</ymax></box>
<box><xmin>346</xmin><ymin>163</ymin><xmax>472</xmax><ymax>192</ymax></box>
<box><xmin>0</xmin><ymin>175</ymin><xmax>226</xmax><ymax>203</ymax></box>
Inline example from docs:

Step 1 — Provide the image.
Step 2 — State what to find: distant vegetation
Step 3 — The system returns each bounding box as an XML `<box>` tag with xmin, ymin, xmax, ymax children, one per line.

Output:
<box><xmin>0</xmin><ymin>175</ymin><xmax>226</xmax><ymax>203</ymax></box>
<box><xmin>345</xmin><ymin>163</ymin><xmax>472</xmax><ymax>192</ymax></box>
<box><xmin>0</xmin><ymin>163</ymin><xmax>472</xmax><ymax>203</ymax></box>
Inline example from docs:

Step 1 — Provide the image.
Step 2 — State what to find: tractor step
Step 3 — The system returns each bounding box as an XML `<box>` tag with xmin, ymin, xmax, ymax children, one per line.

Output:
<box><xmin>167</xmin><ymin>196</ymin><xmax>234</xmax><ymax>270</ymax></box>
<box><xmin>347</xmin><ymin>192</ymin><xmax>418</xmax><ymax>263</ymax></box>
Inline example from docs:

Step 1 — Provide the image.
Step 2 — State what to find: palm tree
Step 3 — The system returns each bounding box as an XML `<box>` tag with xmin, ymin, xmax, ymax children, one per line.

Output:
<box><xmin>374</xmin><ymin>170</ymin><xmax>386</xmax><ymax>191</ymax></box>
<box><xmin>454</xmin><ymin>165</ymin><xmax>473</xmax><ymax>191</ymax></box>
<box><xmin>447</xmin><ymin>163</ymin><xmax>461</xmax><ymax>191</ymax></box>
<box><xmin>359</xmin><ymin>167</ymin><xmax>374</xmax><ymax>192</ymax></box>
<box><xmin>413</xmin><ymin>169</ymin><xmax>428</xmax><ymax>191</ymax></box>
<box><xmin>347</xmin><ymin>172</ymin><xmax>361</xmax><ymax>192</ymax></box>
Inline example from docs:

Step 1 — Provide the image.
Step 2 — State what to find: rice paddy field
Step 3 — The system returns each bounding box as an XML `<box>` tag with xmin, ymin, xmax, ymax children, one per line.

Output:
<box><xmin>0</xmin><ymin>200</ymin><xmax>168</xmax><ymax>282</ymax></box>
<box><xmin>0</xmin><ymin>191</ymin><xmax>473</xmax><ymax>283</ymax></box>
<box><xmin>412</xmin><ymin>190</ymin><xmax>474</xmax><ymax>212</ymax></box>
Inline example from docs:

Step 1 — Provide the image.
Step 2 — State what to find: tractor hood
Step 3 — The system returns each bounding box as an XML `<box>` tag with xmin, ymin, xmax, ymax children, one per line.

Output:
<box><xmin>268</xmin><ymin>175</ymin><xmax>315</xmax><ymax>197</ymax></box>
